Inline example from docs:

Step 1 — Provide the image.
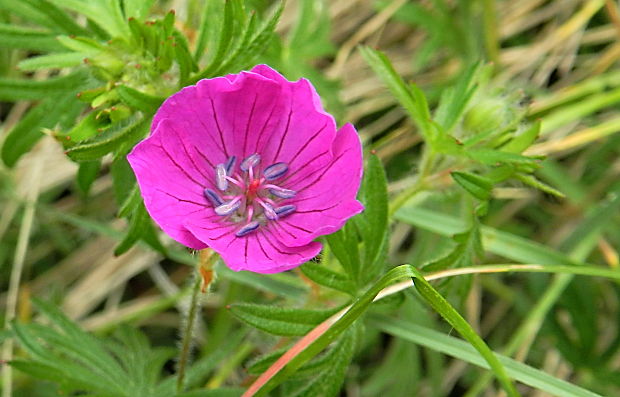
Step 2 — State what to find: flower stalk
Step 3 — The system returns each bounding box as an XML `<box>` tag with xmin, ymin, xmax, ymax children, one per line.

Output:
<box><xmin>176</xmin><ymin>249</ymin><xmax>218</xmax><ymax>392</ymax></box>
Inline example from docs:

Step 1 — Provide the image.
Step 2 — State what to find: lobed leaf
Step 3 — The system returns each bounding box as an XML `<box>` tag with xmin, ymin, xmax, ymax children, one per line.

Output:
<box><xmin>356</xmin><ymin>154</ymin><xmax>389</xmax><ymax>282</ymax></box>
<box><xmin>116</xmin><ymin>85</ymin><xmax>165</xmax><ymax>114</ymax></box>
<box><xmin>359</xmin><ymin>46</ymin><xmax>433</xmax><ymax>142</ymax></box>
<box><xmin>123</xmin><ymin>0</ymin><xmax>155</xmax><ymax>21</ymax></box>
<box><xmin>326</xmin><ymin>224</ymin><xmax>361</xmax><ymax>285</ymax></box>
<box><xmin>18</xmin><ymin>52</ymin><xmax>85</xmax><ymax>71</ymax></box>
<box><xmin>0</xmin><ymin>23</ymin><xmax>64</xmax><ymax>51</ymax></box>
<box><xmin>451</xmin><ymin>171</ymin><xmax>493</xmax><ymax>201</ymax></box>
<box><xmin>65</xmin><ymin>115</ymin><xmax>149</xmax><ymax>162</ymax></box>
<box><xmin>300</xmin><ymin>262</ymin><xmax>356</xmax><ymax>295</ymax></box>
<box><xmin>249</xmin><ymin>265</ymin><xmax>517</xmax><ymax>397</ymax></box>
<box><xmin>0</xmin><ymin>69</ymin><xmax>91</xmax><ymax>101</ymax></box>
<box><xmin>229</xmin><ymin>303</ymin><xmax>341</xmax><ymax>336</ymax></box>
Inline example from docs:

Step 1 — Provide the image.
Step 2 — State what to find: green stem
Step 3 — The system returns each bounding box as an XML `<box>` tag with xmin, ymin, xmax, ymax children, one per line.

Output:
<box><xmin>176</xmin><ymin>271</ymin><xmax>203</xmax><ymax>392</ymax></box>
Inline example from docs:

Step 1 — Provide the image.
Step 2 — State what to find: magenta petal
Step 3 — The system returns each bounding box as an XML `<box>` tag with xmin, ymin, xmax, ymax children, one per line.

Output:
<box><xmin>276</xmin><ymin>123</ymin><xmax>364</xmax><ymax>247</ymax></box>
<box><xmin>128</xmin><ymin>122</ymin><xmax>211</xmax><ymax>250</ymax></box>
<box><xmin>184</xmin><ymin>219</ymin><xmax>322</xmax><ymax>273</ymax></box>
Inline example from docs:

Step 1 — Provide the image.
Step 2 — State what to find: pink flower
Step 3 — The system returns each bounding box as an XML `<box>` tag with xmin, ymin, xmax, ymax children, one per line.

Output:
<box><xmin>127</xmin><ymin>65</ymin><xmax>363</xmax><ymax>273</ymax></box>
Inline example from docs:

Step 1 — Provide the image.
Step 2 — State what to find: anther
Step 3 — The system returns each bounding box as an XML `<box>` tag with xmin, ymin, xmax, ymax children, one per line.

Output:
<box><xmin>240</xmin><ymin>153</ymin><xmax>260</xmax><ymax>172</ymax></box>
<box><xmin>204</xmin><ymin>188</ymin><xmax>223</xmax><ymax>206</ymax></box>
<box><xmin>275</xmin><ymin>205</ymin><xmax>296</xmax><ymax>218</ymax></box>
<box><xmin>263</xmin><ymin>162</ymin><xmax>288</xmax><ymax>180</ymax></box>
<box><xmin>260</xmin><ymin>202</ymin><xmax>278</xmax><ymax>220</ymax></box>
<box><xmin>224</xmin><ymin>155</ymin><xmax>236</xmax><ymax>175</ymax></box>
<box><xmin>268</xmin><ymin>186</ymin><xmax>296</xmax><ymax>199</ymax></box>
<box><xmin>215</xmin><ymin>164</ymin><xmax>228</xmax><ymax>191</ymax></box>
<box><xmin>215</xmin><ymin>198</ymin><xmax>241</xmax><ymax>216</ymax></box>
<box><xmin>236</xmin><ymin>221</ymin><xmax>260</xmax><ymax>237</ymax></box>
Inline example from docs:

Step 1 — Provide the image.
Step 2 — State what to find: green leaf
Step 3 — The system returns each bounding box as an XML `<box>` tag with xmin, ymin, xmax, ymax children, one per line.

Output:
<box><xmin>229</xmin><ymin>303</ymin><xmax>340</xmax><ymax>336</ymax></box>
<box><xmin>197</xmin><ymin>0</ymin><xmax>284</xmax><ymax>79</ymax></box>
<box><xmin>326</xmin><ymin>224</ymin><xmax>361</xmax><ymax>285</ymax></box>
<box><xmin>0</xmin><ymin>70</ymin><xmax>91</xmax><ymax>101</ymax></box>
<box><xmin>251</xmin><ymin>265</ymin><xmax>517</xmax><ymax>397</ymax></box>
<box><xmin>194</xmin><ymin>0</ymin><xmax>234</xmax><ymax>77</ymax></box>
<box><xmin>300</xmin><ymin>262</ymin><xmax>356</xmax><ymax>295</ymax></box>
<box><xmin>0</xmin><ymin>0</ymin><xmax>89</xmax><ymax>35</ymax></box>
<box><xmin>356</xmin><ymin>154</ymin><xmax>389</xmax><ymax>282</ymax></box>
<box><xmin>451</xmin><ymin>171</ymin><xmax>493</xmax><ymax>201</ymax></box>
<box><xmin>76</xmin><ymin>160</ymin><xmax>101</xmax><ymax>196</ymax></box>
<box><xmin>57</xmin><ymin>110</ymin><xmax>109</xmax><ymax>147</ymax></box>
<box><xmin>56</xmin><ymin>35</ymin><xmax>104</xmax><ymax>53</ymax></box>
<box><xmin>411</xmin><ymin>270</ymin><xmax>519</xmax><ymax>397</ymax></box>
<box><xmin>423</xmin><ymin>221</ymin><xmax>483</xmax><ymax>272</ymax></box>
<box><xmin>47</xmin><ymin>0</ymin><xmax>130</xmax><ymax>39</ymax></box>
<box><xmin>65</xmin><ymin>115</ymin><xmax>148</xmax><ymax>162</ymax></box>
<box><xmin>290</xmin><ymin>326</ymin><xmax>357</xmax><ymax>397</ymax></box>
<box><xmin>0</xmin><ymin>23</ymin><xmax>64</xmax><ymax>51</ymax></box>
<box><xmin>173</xmin><ymin>30</ymin><xmax>198</xmax><ymax>87</ymax></box>
<box><xmin>434</xmin><ymin>62</ymin><xmax>482</xmax><ymax>132</ymax></box>
<box><xmin>467</xmin><ymin>148</ymin><xmax>541</xmax><ymax>166</ymax></box>
<box><xmin>1</xmin><ymin>91</ymin><xmax>85</xmax><ymax>167</ymax></box>
<box><xmin>18</xmin><ymin>52</ymin><xmax>85</xmax><ymax>71</ymax></box>
<box><xmin>114</xmin><ymin>200</ymin><xmax>166</xmax><ymax>256</ymax></box>
<box><xmin>176</xmin><ymin>388</ymin><xmax>244</xmax><ymax>397</ymax></box>
<box><xmin>515</xmin><ymin>173</ymin><xmax>565</xmax><ymax>198</ymax></box>
<box><xmin>13</xmin><ymin>299</ymin><xmax>179</xmax><ymax>396</ymax></box>
<box><xmin>370</xmin><ymin>314</ymin><xmax>601</xmax><ymax>397</ymax></box>
<box><xmin>122</xmin><ymin>0</ymin><xmax>155</xmax><ymax>20</ymax></box>
<box><xmin>193</xmin><ymin>0</ymin><xmax>221</xmax><ymax>61</ymax></box>
<box><xmin>116</xmin><ymin>85</ymin><xmax>164</xmax><ymax>114</ymax></box>
<box><xmin>501</xmin><ymin>120</ymin><xmax>540</xmax><ymax>153</ymax></box>
<box><xmin>359</xmin><ymin>46</ymin><xmax>433</xmax><ymax>142</ymax></box>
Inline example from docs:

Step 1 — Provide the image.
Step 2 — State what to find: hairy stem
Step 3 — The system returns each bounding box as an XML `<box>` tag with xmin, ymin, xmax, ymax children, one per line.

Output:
<box><xmin>176</xmin><ymin>270</ymin><xmax>203</xmax><ymax>392</ymax></box>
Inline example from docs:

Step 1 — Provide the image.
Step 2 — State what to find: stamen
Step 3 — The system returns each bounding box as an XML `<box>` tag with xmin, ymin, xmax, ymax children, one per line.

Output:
<box><xmin>263</xmin><ymin>162</ymin><xmax>288</xmax><ymax>180</ymax></box>
<box><xmin>225</xmin><ymin>175</ymin><xmax>245</xmax><ymax>189</ymax></box>
<box><xmin>275</xmin><ymin>205</ymin><xmax>296</xmax><ymax>218</ymax></box>
<box><xmin>236</xmin><ymin>221</ymin><xmax>260</xmax><ymax>237</ymax></box>
<box><xmin>215</xmin><ymin>163</ymin><xmax>228</xmax><ymax>191</ymax></box>
<box><xmin>203</xmin><ymin>188</ymin><xmax>223</xmax><ymax>206</ymax></box>
<box><xmin>268</xmin><ymin>185</ymin><xmax>296</xmax><ymax>199</ymax></box>
<box><xmin>240</xmin><ymin>153</ymin><xmax>261</xmax><ymax>172</ymax></box>
<box><xmin>224</xmin><ymin>155</ymin><xmax>237</xmax><ymax>175</ymax></box>
<box><xmin>215</xmin><ymin>197</ymin><xmax>241</xmax><ymax>216</ymax></box>
<box><xmin>258</xmin><ymin>200</ymin><xmax>278</xmax><ymax>220</ymax></box>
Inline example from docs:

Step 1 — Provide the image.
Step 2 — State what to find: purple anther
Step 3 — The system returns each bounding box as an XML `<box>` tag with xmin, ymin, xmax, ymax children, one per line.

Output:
<box><xmin>263</xmin><ymin>162</ymin><xmax>288</xmax><ymax>180</ymax></box>
<box><xmin>268</xmin><ymin>186</ymin><xmax>296</xmax><ymax>199</ymax></box>
<box><xmin>261</xmin><ymin>202</ymin><xmax>278</xmax><ymax>220</ymax></box>
<box><xmin>224</xmin><ymin>155</ymin><xmax>236</xmax><ymax>175</ymax></box>
<box><xmin>240</xmin><ymin>153</ymin><xmax>261</xmax><ymax>172</ymax></box>
<box><xmin>215</xmin><ymin>198</ymin><xmax>241</xmax><ymax>216</ymax></box>
<box><xmin>204</xmin><ymin>188</ymin><xmax>224</xmax><ymax>206</ymax></box>
<box><xmin>275</xmin><ymin>204</ymin><xmax>296</xmax><ymax>218</ymax></box>
<box><xmin>216</xmin><ymin>163</ymin><xmax>228</xmax><ymax>191</ymax></box>
<box><xmin>236</xmin><ymin>221</ymin><xmax>260</xmax><ymax>237</ymax></box>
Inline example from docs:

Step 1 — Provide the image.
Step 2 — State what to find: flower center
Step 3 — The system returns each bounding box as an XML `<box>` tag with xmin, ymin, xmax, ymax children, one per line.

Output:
<box><xmin>203</xmin><ymin>153</ymin><xmax>297</xmax><ymax>237</ymax></box>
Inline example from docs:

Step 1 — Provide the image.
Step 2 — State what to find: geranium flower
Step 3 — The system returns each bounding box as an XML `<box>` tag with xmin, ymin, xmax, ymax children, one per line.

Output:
<box><xmin>127</xmin><ymin>65</ymin><xmax>363</xmax><ymax>273</ymax></box>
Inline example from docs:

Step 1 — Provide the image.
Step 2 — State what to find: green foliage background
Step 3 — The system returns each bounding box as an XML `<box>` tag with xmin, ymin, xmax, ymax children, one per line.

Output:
<box><xmin>1</xmin><ymin>0</ymin><xmax>620</xmax><ymax>396</ymax></box>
